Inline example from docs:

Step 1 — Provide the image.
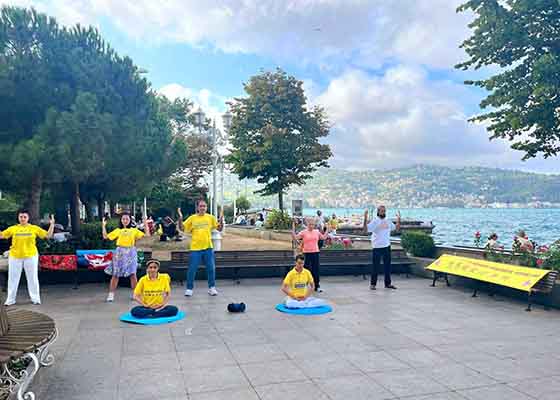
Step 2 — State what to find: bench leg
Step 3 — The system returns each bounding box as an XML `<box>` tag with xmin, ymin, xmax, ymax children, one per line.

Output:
<box><xmin>445</xmin><ymin>274</ymin><xmax>450</xmax><ymax>287</ymax></box>
<box><xmin>431</xmin><ymin>272</ymin><xmax>438</xmax><ymax>287</ymax></box>
<box><xmin>233</xmin><ymin>267</ymin><xmax>241</xmax><ymax>285</ymax></box>
<box><xmin>37</xmin><ymin>328</ymin><xmax>58</xmax><ymax>367</ymax></box>
<box><xmin>544</xmin><ymin>293</ymin><xmax>551</xmax><ymax>311</ymax></box>
<box><xmin>73</xmin><ymin>270</ymin><xmax>79</xmax><ymax>290</ymax></box>
<box><xmin>7</xmin><ymin>352</ymin><xmax>40</xmax><ymax>400</ymax></box>
<box><xmin>526</xmin><ymin>292</ymin><xmax>532</xmax><ymax>312</ymax></box>
<box><xmin>472</xmin><ymin>285</ymin><xmax>478</xmax><ymax>298</ymax></box>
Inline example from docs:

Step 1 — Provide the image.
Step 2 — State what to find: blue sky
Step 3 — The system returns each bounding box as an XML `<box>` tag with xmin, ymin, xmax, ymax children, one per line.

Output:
<box><xmin>4</xmin><ymin>0</ymin><xmax>560</xmax><ymax>174</ymax></box>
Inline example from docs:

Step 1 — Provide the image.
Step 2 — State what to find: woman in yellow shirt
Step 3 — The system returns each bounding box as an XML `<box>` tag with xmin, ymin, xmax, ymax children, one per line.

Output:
<box><xmin>131</xmin><ymin>259</ymin><xmax>178</xmax><ymax>318</ymax></box>
<box><xmin>0</xmin><ymin>209</ymin><xmax>55</xmax><ymax>305</ymax></box>
<box><xmin>102</xmin><ymin>213</ymin><xmax>150</xmax><ymax>302</ymax></box>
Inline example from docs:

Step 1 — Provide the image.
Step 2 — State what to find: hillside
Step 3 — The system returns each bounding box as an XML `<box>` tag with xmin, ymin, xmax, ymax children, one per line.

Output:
<box><xmin>221</xmin><ymin>165</ymin><xmax>560</xmax><ymax>208</ymax></box>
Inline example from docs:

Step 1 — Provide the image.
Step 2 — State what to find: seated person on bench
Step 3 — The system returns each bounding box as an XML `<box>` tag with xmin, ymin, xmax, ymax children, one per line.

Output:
<box><xmin>281</xmin><ymin>254</ymin><xmax>327</xmax><ymax>309</ymax></box>
<box><xmin>131</xmin><ymin>259</ymin><xmax>178</xmax><ymax>318</ymax></box>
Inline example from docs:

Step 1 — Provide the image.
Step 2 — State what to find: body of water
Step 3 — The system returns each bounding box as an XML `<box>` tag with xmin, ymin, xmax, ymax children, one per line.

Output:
<box><xmin>303</xmin><ymin>207</ymin><xmax>560</xmax><ymax>247</ymax></box>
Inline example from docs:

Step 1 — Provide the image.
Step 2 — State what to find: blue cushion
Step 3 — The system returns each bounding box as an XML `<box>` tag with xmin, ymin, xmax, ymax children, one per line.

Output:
<box><xmin>76</xmin><ymin>249</ymin><xmax>114</xmax><ymax>266</ymax></box>
<box><xmin>119</xmin><ymin>311</ymin><xmax>186</xmax><ymax>325</ymax></box>
<box><xmin>275</xmin><ymin>304</ymin><xmax>332</xmax><ymax>315</ymax></box>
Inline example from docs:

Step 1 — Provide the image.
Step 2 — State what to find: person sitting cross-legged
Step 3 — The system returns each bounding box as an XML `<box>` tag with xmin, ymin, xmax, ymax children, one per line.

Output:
<box><xmin>281</xmin><ymin>254</ymin><xmax>328</xmax><ymax>309</ymax></box>
<box><xmin>131</xmin><ymin>259</ymin><xmax>178</xmax><ymax>318</ymax></box>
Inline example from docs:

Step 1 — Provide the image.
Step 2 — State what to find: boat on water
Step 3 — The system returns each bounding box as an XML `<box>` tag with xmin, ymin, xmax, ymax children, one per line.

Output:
<box><xmin>335</xmin><ymin>219</ymin><xmax>435</xmax><ymax>236</ymax></box>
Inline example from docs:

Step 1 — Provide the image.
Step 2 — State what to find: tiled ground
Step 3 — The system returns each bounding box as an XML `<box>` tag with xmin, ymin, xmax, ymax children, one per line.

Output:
<box><xmin>18</xmin><ymin>275</ymin><xmax>560</xmax><ymax>400</ymax></box>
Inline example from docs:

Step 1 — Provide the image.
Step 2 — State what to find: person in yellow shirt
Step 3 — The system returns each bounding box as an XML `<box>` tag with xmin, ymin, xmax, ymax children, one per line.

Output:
<box><xmin>102</xmin><ymin>213</ymin><xmax>150</xmax><ymax>302</ymax></box>
<box><xmin>281</xmin><ymin>254</ymin><xmax>328</xmax><ymax>309</ymax></box>
<box><xmin>177</xmin><ymin>199</ymin><xmax>223</xmax><ymax>297</ymax></box>
<box><xmin>131</xmin><ymin>259</ymin><xmax>178</xmax><ymax>318</ymax></box>
<box><xmin>0</xmin><ymin>209</ymin><xmax>55</xmax><ymax>305</ymax></box>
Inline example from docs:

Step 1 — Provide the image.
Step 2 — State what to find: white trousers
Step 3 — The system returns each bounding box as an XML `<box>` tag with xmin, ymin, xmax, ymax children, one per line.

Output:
<box><xmin>284</xmin><ymin>296</ymin><xmax>327</xmax><ymax>309</ymax></box>
<box><xmin>6</xmin><ymin>255</ymin><xmax>40</xmax><ymax>305</ymax></box>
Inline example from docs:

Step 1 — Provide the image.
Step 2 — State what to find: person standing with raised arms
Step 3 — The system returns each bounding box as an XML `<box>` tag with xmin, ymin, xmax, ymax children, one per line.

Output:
<box><xmin>0</xmin><ymin>209</ymin><xmax>55</xmax><ymax>305</ymax></box>
<box><xmin>177</xmin><ymin>199</ymin><xmax>223</xmax><ymax>297</ymax></box>
<box><xmin>363</xmin><ymin>205</ymin><xmax>400</xmax><ymax>290</ymax></box>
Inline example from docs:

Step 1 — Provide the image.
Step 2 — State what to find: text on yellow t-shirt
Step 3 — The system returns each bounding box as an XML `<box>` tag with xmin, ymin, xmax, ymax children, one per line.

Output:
<box><xmin>134</xmin><ymin>273</ymin><xmax>171</xmax><ymax>307</ymax></box>
<box><xmin>283</xmin><ymin>267</ymin><xmax>314</xmax><ymax>298</ymax></box>
<box><xmin>183</xmin><ymin>214</ymin><xmax>218</xmax><ymax>251</ymax></box>
<box><xmin>107</xmin><ymin>228</ymin><xmax>145</xmax><ymax>247</ymax></box>
<box><xmin>1</xmin><ymin>224</ymin><xmax>48</xmax><ymax>259</ymax></box>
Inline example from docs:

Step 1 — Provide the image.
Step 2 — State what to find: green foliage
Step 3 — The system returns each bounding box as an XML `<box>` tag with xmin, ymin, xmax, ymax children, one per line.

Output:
<box><xmin>264</xmin><ymin>209</ymin><xmax>292</xmax><ymax>230</ymax></box>
<box><xmin>235</xmin><ymin>196</ymin><xmax>251</xmax><ymax>213</ymax></box>
<box><xmin>226</xmin><ymin>69</ymin><xmax>332</xmax><ymax>209</ymax></box>
<box><xmin>541</xmin><ymin>244</ymin><xmax>560</xmax><ymax>272</ymax></box>
<box><xmin>457</xmin><ymin>0</ymin><xmax>560</xmax><ymax>159</ymax></box>
<box><xmin>223</xmin><ymin>205</ymin><xmax>234</xmax><ymax>223</ymax></box>
<box><xmin>78</xmin><ymin>220</ymin><xmax>118</xmax><ymax>250</ymax></box>
<box><xmin>401</xmin><ymin>231</ymin><xmax>436</xmax><ymax>258</ymax></box>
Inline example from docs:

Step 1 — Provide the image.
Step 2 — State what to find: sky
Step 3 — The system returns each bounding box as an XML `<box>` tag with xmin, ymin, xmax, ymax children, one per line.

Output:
<box><xmin>4</xmin><ymin>0</ymin><xmax>560</xmax><ymax>174</ymax></box>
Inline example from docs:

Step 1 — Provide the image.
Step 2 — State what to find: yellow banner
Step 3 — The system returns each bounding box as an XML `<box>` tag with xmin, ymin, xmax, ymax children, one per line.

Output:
<box><xmin>426</xmin><ymin>254</ymin><xmax>551</xmax><ymax>292</ymax></box>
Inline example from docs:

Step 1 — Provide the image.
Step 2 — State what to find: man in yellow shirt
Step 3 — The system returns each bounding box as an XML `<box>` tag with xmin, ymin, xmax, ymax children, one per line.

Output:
<box><xmin>131</xmin><ymin>259</ymin><xmax>178</xmax><ymax>318</ymax></box>
<box><xmin>281</xmin><ymin>254</ymin><xmax>328</xmax><ymax>308</ymax></box>
<box><xmin>178</xmin><ymin>200</ymin><xmax>223</xmax><ymax>297</ymax></box>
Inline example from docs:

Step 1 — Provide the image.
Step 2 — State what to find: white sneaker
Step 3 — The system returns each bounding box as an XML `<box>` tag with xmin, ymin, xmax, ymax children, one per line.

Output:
<box><xmin>208</xmin><ymin>287</ymin><xmax>218</xmax><ymax>296</ymax></box>
<box><xmin>32</xmin><ymin>301</ymin><xmax>41</xmax><ymax>305</ymax></box>
<box><xmin>106</xmin><ymin>292</ymin><xmax>114</xmax><ymax>302</ymax></box>
<box><xmin>4</xmin><ymin>302</ymin><xmax>15</xmax><ymax>306</ymax></box>
<box><xmin>316</xmin><ymin>287</ymin><xmax>324</xmax><ymax>293</ymax></box>
<box><xmin>184</xmin><ymin>289</ymin><xmax>193</xmax><ymax>297</ymax></box>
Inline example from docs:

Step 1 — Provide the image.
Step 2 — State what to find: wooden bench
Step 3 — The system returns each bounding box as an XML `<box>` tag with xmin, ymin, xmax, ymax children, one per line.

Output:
<box><xmin>165</xmin><ymin>248</ymin><xmax>415</xmax><ymax>284</ymax></box>
<box><xmin>0</xmin><ymin>305</ymin><xmax>57</xmax><ymax>399</ymax></box>
<box><xmin>428</xmin><ymin>255</ymin><xmax>558</xmax><ymax>311</ymax></box>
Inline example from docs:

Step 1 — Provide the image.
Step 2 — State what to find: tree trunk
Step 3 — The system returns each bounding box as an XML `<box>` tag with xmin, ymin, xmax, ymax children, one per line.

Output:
<box><xmin>96</xmin><ymin>195</ymin><xmax>105</xmax><ymax>220</ymax></box>
<box><xmin>69</xmin><ymin>182</ymin><xmax>81</xmax><ymax>236</ymax></box>
<box><xmin>24</xmin><ymin>173</ymin><xmax>43</xmax><ymax>223</ymax></box>
<box><xmin>109</xmin><ymin>200</ymin><xmax>115</xmax><ymax>217</ymax></box>
<box><xmin>84</xmin><ymin>201</ymin><xmax>94</xmax><ymax>222</ymax></box>
<box><xmin>278</xmin><ymin>191</ymin><xmax>284</xmax><ymax>211</ymax></box>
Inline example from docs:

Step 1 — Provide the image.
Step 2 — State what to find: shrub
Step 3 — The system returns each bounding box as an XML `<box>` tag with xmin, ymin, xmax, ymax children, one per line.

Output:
<box><xmin>401</xmin><ymin>231</ymin><xmax>436</xmax><ymax>258</ymax></box>
<box><xmin>79</xmin><ymin>221</ymin><xmax>118</xmax><ymax>250</ymax></box>
<box><xmin>264</xmin><ymin>209</ymin><xmax>292</xmax><ymax>230</ymax></box>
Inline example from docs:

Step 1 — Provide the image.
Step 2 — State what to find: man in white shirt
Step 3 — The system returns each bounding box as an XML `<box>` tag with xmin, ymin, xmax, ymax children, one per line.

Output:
<box><xmin>363</xmin><ymin>205</ymin><xmax>401</xmax><ymax>290</ymax></box>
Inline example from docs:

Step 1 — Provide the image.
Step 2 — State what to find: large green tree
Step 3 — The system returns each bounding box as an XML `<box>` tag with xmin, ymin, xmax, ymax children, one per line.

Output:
<box><xmin>456</xmin><ymin>0</ymin><xmax>560</xmax><ymax>159</ymax></box>
<box><xmin>0</xmin><ymin>6</ymin><xmax>188</xmax><ymax>233</ymax></box>
<box><xmin>227</xmin><ymin>69</ymin><xmax>332</xmax><ymax>210</ymax></box>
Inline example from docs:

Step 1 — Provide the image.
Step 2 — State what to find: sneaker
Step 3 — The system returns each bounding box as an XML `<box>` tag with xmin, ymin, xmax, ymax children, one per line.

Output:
<box><xmin>385</xmin><ymin>285</ymin><xmax>397</xmax><ymax>290</ymax></box>
<box><xmin>208</xmin><ymin>287</ymin><xmax>218</xmax><ymax>296</ymax></box>
<box><xmin>4</xmin><ymin>302</ymin><xmax>15</xmax><ymax>306</ymax></box>
<box><xmin>32</xmin><ymin>301</ymin><xmax>41</xmax><ymax>305</ymax></box>
<box><xmin>106</xmin><ymin>292</ymin><xmax>114</xmax><ymax>302</ymax></box>
<box><xmin>369</xmin><ymin>285</ymin><xmax>376</xmax><ymax>290</ymax></box>
<box><xmin>316</xmin><ymin>287</ymin><xmax>324</xmax><ymax>293</ymax></box>
<box><xmin>184</xmin><ymin>289</ymin><xmax>193</xmax><ymax>297</ymax></box>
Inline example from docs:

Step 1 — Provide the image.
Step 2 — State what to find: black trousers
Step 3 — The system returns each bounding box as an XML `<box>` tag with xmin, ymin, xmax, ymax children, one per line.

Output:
<box><xmin>304</xmin><ymin>252</ymin><xmax>320</xmax><ymax>289</ymax></box>
<box><xmin>372</xmin><ymin>246</ymin><xmax>392</xmax><ymax>287</ymax></box>
<box><xmin>131</xmin><ymin>305</ymin><xmax>179</xmax><ymax>319</ymax></box>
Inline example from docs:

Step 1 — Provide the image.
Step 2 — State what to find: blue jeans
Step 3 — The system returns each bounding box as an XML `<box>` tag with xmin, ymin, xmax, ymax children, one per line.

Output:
<box><xmin>187</xmin><ymin>248</ymin><xmax>216</xmax><ymax>290</ymax></box>
<box><xmin>131</xmin><ymin>305</ymin><xmax>178</xmax><ymax>318</ymax></box>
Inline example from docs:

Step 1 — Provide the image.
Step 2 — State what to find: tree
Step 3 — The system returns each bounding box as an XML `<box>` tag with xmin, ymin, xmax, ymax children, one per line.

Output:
<box><xmin>227</xmin><ymin>69</ymin><xmax>332</xmax><ymax>210</ymax></box>
<box><xmin>235</xmin><ymin>196</ymin><xmax>251</xmax><ymax>213</ymax></box>
<box><xmin>456</xmin><ymin>0</ymin><xmax>560</xmax><ymax>159</ymax></box>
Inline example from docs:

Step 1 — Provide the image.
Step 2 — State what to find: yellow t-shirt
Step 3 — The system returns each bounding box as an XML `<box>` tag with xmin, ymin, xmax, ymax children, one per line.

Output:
<box><xmin>183</xmin><ymin>214</ymin><xmax>218</xmax><ymax>251</ymax></box>
<box><xmin>107</xmin><ymin>228</ymin><xmax>144</xmax><ymax>247</ymax></box>
<box><xmin>329</xmin><ymin>219</ymin><xmax>338</xmax><ymax>230</ymax></box>
<box><xmin>134</xmin><ymin>273</ymin><xmax>171</xmax><ymax>307</ymax></box>
<box><xmin>1</xmin><ymin>224</ymin><xmax>48</xmax><ymax>259</ymax></box>
<box><xmin>283</xmin><ymin>267</ymin><xmax>314</xmax><ymax>298</ymax></box>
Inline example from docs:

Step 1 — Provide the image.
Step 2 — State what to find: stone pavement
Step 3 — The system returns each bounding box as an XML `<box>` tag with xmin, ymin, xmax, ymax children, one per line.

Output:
<box><xmin>19</xmin><ymin>275</ymin><xmax>560</xmax><ymax>400</ymax></box>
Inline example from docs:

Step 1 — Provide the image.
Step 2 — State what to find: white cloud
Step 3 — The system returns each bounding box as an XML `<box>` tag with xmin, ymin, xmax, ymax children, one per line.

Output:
<box><xmin>3</xmin><ymin>0</ymin><xmax>473</xmax><ymax>70</ymax></box>
<box><xmin>314</xmin><ymin>67</ymin><xmax>560</xmax><ymax>173</ymax></box>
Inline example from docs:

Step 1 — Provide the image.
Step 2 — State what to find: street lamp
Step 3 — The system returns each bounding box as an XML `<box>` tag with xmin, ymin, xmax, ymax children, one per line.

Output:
<box><xmin>193</xmin><ymin>108</ymin><xmax>205</xmax><ymax>135</ymax></box>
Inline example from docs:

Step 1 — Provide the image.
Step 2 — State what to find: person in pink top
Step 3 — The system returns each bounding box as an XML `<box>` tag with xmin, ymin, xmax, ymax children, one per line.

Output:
<box><xmin>291</xmin><ymin>218</ymin><xmax>329</xmax><ymax>292</ymax></box>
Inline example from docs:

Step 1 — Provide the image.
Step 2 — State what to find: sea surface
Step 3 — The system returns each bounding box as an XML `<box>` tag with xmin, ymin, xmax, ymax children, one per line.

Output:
<box><xmin>303</xmin><ymin>208</ymin><xmax>560</xmax><ymax>247</ymax></box>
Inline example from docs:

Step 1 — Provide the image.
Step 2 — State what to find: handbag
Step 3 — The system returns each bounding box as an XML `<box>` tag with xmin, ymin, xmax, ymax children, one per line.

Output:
<box><xmin>39</xmin><ymin>255</ymin><xmax>78</xmax><ymax>271</ymax></box>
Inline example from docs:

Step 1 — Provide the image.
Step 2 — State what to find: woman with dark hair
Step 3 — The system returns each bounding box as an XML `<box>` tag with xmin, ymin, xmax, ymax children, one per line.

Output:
<box><xmin>102</xmin><ymin>213</ymin><xmax>150</xmax><ymax>302</ymax></box>
<box><xmin>131</xmin><ymin>259</ymin><xmax>178</xmax><ymax>318</ymax></box>
<box><xmin>0</xmin><ymin>209</ymin><xmax>55</xmax><ymax>305</ymax></box>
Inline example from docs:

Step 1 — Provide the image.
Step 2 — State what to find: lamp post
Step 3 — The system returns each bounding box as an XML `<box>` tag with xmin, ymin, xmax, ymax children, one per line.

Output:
<box><xmin>221</xmin><ymin>110</ymin><xmax>233</xmax><ymax>220</ymax></box>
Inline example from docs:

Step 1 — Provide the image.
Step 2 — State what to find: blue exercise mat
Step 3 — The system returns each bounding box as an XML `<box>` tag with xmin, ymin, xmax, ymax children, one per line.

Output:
<box><xmin>275</xmin><ymin>303</ymin><xmax>332</xmax><ymax>315</ymax></box>
<box><xmin>120</xmin><ymin>311</ymin><xmax>186</xmax><ymax>325</ymax></box>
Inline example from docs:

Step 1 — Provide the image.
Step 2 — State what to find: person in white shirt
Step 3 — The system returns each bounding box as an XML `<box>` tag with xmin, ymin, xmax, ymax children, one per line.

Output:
<box><xmin>363</xmin><ymin>205</ymin><xmax>401</xmax><ymax>290</ymax></box>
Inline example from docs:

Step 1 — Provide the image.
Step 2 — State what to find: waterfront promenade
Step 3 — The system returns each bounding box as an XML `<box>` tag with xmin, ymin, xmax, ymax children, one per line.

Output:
<box><xmin>25</xmin><ymin>275</ymin><xmax>560</xmax><ymax>400</ymax></box>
